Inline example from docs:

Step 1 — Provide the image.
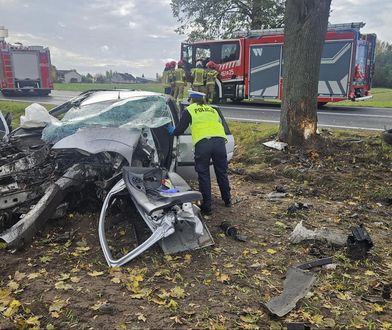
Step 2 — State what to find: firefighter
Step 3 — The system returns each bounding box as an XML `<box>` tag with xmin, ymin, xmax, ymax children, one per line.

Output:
<box><xmin>205</xmin><ymin>61</ymin><xmax>219</xmax><ymax>103</ymax></box>
<box><xmin>173</xmin><ymin>60</ymin><xmax>187</xmax><ymax>102</ymax></box>
<box><xmin>353</xmin><ymin>63</ymin><xmax>364</xmax><ymax>85</ymax></box>
<box><xmin>191</xmin><ymin>61</ymin><xmax>206</xmax><ymax>93</ymax></box>
<box><xmin>166</xmin><ymin>90</ymin><xmax>231</xmax><ymax>215</ymax></box>
<box><xmin>162</xmin><ymin>62</ymin><xmax>172</xmax><ymax>95</ymax></box>
<box><xmin>169</xmin><ymin>61</ymin><xmax>176</xmax><ymax>96</ymax></box>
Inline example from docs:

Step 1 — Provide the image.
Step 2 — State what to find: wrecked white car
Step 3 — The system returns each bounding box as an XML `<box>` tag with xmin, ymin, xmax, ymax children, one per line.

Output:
<box><xmin>0</xmin><ymin>90</ymin><xmax>234</xmax><ymax>266</ymax></box>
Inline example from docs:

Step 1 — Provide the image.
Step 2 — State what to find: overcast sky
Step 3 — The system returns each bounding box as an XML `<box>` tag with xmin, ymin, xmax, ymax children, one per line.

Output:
<box><xmin>1</xmin><ymin>0</ymin><xmax>390</xmax><ymax>78</ymax></box>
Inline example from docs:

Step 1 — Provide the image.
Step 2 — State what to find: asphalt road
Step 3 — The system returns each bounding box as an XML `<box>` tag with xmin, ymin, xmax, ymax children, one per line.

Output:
<box><xmin>220</xmin><ymin>103</ymin><xmax>392</xmax><ymax>131</ymax></box>
<box><xmin>0</xmin><ymin>90</ymin><xmax>79</xmax><ymax>105</ymax></box>
<box><xmin>1</xmin><ymin>90</ymin><xmax>391</xmax><ymax>131</ymax></box>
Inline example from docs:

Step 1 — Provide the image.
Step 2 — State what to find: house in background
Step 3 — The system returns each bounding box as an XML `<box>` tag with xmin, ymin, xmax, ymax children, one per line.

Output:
<box><xmin>57</xmin><ymin>70</ymin><xmax>83</xmax><ymax>83</ymax></box>
<box><xmin>110</xmin><ymin>72</ymin><xmax>136</xmax><ymax>84</ymax></box>
<box><xmin>135</xmin><ymin>76</ymin><xmax>154</xmax><ymax>84</ymax></box>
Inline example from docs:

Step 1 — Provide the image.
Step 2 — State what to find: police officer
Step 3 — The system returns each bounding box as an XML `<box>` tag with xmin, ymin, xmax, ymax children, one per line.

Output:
<box><xmin>167</xmin><ymin>91</ymin><xmax>231</xmax><ymax>215</ymax></box>
<box><xmin>205</xmin><ymin>61</ymin><xmax>219</xmax><ymax>103</ymax></box>
<box><xmin>173</xmin><ymin>60</ymin><xmax>186</xmax><ymax>102</ymax></box>
<box><xmin>191</xmin><ymin>61</ymin><xmax>206</xmax><ymax>93</ymax></box>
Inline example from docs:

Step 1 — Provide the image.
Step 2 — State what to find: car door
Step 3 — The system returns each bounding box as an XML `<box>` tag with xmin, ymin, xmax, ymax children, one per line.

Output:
<box><xmin>171</xmin><ymin>101</ymin><xmax>234</xmax><ymax>180</ymax></box>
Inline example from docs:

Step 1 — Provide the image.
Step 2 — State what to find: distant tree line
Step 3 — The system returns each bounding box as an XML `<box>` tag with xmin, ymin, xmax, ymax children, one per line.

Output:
<box><xmin>373</xmin><ymin>41</ymin><xmax>392</xmax><ymax>88</ymax></box>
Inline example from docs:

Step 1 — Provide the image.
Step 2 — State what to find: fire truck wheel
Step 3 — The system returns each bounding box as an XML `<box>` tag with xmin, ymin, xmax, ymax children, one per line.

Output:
<box><xmin>1</xmin><ymin>90</ymin><xmax>14</xmax><ymax>97</ymax></box>
<box><xmin>317</xmin><ymin>102</ymin><xmax>328</xmax><ymax>107</ymax></box>
<box><xmin>230</xmin><ymin>98</ymin><xmax>244</xmax><ymax>104</ymax></box>
<box><xmin>37</xmin><ymin>90</ymin><xmax>50</xmax><ymax>96</ymax></box>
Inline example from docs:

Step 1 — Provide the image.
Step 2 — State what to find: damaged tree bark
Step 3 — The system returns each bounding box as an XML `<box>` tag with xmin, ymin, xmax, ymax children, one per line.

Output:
<box><xmin>279</xmin><ymin>0</ymin><xmax>331</xmax><ymax>145</ymax></box>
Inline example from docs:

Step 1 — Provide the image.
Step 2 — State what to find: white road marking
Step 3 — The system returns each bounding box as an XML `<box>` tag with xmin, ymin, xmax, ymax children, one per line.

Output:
<box><xmin>225</xmin><ymin>116</ymin><xmax>384</xmax><ymax>131</ymax></box>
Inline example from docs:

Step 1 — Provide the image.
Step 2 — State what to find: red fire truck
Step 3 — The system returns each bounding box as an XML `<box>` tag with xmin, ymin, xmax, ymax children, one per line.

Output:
<box><xmin>181</xmin><ymin>22</ymin><xmax>376</xmax><ymax>104</ymax></box>
<box><xmin>0</xmin><ymin>27</ymin><xmax>53</xmax><ymax>96</ymax></box>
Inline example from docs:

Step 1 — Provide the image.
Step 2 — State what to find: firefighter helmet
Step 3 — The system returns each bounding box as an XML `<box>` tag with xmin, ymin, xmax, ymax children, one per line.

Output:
<box><xmin>170</xmin><ymin>60</ymin><xmax>176</xmax><ymax>68</ymax></box>
<box><xmin>178</xmin><ymin>59</ymin><xmax>185</xmax><ymax>67</ymax></box>
<box><xmin>165</xmin><ymin>62</ymin><xmax>170</xmax><ymax>69</ymax></box>
<box><xmin>207</xmin><ymin>61</ymin><xmax>216</xmax><ymax>69</ymax></box>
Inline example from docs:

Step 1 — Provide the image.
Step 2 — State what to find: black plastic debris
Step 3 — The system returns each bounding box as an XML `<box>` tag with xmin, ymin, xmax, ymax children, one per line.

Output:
<box><xmin>287</xmin><ymin>202</ymin><xmax>313</xmax><ymax>214</ymax></box>
<box><xmin>285</xmin><ymin>322</ymin><xmax>311</xmax><ymax>330</ymax></box>
<box><xmin>220</xmin><ymin>221</ymin><xmax>247</xmax><ymax>242</ymax></box>
<box><xmin>295</xmin><ymin>257</ymin><xmax>333</xmax><ymax>270</ymax></box>
<box><xmin>346</xmin><ymin>224</ymin><xmax>373</xmax><ymax>260</ymax></box>
<box><xmin>275</xmin><ymin>185</ymin><xmax>287</xmax><ymax>193</ymax></box>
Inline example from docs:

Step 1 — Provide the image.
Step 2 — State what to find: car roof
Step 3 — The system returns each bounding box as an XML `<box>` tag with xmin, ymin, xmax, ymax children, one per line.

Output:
<box><xmin>77</xmin><ymin>90</ymin><xmax>166</xmax><ymax>106</ymax></box>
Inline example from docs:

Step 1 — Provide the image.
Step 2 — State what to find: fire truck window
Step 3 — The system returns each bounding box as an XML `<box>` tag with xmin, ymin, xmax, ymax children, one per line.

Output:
<box><xmin>355</xmin><ymin>41</ymin><xmax>367</xmax><ymax>72</ymax></box>
<box><xmin>182</xmin><ymin>45</ymin><xmax>193</xmax><ymax>64</ymax></box>
<box><xmin>221</xmin><ymin>43</ymin><xmax>238</xmax><ymax>63</ymax></box>
<box><xmin>195</xmin><ymin>47</ymin><xmax>211</xmax><ymax>66</ymax></box>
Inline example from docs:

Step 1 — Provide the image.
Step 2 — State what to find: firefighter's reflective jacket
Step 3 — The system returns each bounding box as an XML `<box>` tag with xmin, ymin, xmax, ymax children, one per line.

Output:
<box><xmin>206</xmin><ymin>69</ymin><xmax>218</xmax><ymax>85</ymax></box>
<box><xmin>191</xmin><ymin>68</ymin><xmax>205</xmax><ymax>86</ymax></box>
<box><xmin>162</xmin><ymin>70</ymin><xmax>171</xmax><ymax>87</ymax></box>
<box><xmin>174</xmin><ymin>68</ymin><xmax>186</xmax><ymax>85</ymax></box>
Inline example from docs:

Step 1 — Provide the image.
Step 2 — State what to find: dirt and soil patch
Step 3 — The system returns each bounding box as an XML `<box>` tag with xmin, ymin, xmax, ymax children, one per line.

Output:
<box><xmin>1</xmin><ymin>125</ymin><xmax>391</xmax><ymax>329</ymax></box>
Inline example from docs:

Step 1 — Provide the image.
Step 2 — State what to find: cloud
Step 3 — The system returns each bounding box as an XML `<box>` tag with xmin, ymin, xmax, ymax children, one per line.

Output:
<box><xmin>10</xmin><ymin>0</ymin><xmax>391</xmax><ymax>78</ymax></box>
<box><xmin>100</xmin><ymin>45</ymin><xmax>109</xmax><ymax>52</ymax></box>
<box><xmin>111</xmin><ymin>2</ymin><xmax>136</xmax><ymax>17</ymax></box>
<box><xmin>330</xmin><ymin>0</ymin><xmax>392</xmax><ymax>42</ymax></box>
<box><xmin>128</xmin><ymin>21</ymin><xmax>137</xmax><ymax>29</ymax></box>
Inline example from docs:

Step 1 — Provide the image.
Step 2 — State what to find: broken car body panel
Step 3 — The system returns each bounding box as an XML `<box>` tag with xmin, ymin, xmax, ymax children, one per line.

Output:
<box><xmin>99</xmin><ymin>168</ymin><xmax>214</xmax><ymax>267</ymax></box>
<box><xmin>52</xmin><ymin>127</ymin><xmax>142</xmax><ymax>166</ymax></box>
<box><xmin>0</xmin><ymin>111</ymin><xmax>10</xmax><ymax>141</ymax></box>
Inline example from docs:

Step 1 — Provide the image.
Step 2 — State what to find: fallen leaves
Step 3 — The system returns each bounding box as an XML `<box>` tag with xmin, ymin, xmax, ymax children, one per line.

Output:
<box><xmin>39</xmin><ymin>255</ymin><xmax>52</xmax><ymax>263</ymax></box>
<box><xmin>266</xmin><ymin>248</ymin><xmax>277</xmax><ymax>255</ymax></box>
<box><xmin>170</xmin><ymin>286</ymin><xmax>185</xmax><ymax>299</ymax></box>
<box><xmin>111</xmin><ymin>277</ymin><xmax>121</xmax><ymax>284</ymax></box>
<box><xmin>3</xmin><ymin>299</ymin><xmax>21</xmax><ymax>317</ymax></box>
<box><xmin>215</xmin><ymin>272</ymin><xmax>230</xmax><ymax>283</ymax></box>
<box><xmin>27</xmin><ymin>272</ymin><xmax>41</xmax><ymax>280</ymax></box>
<box><xmin>91</xmin><ymin>300</ymin><xmax>107</xmax><ymax>311</ymax></box>
<box><xmin>7</xmin><ymin>280</ymin><xmax>19</xmax><ymax>291</ymax></box>
<box><xmin>54</xmin><ymin>281</ymin><xmax>73</xmax><ymax>290</ymax></box>
<box><xmin>49</xmin><ymin>298</ymin><xmax>69</xmax><ymax>318</ymax></box>
<box><xmin>88</xmin><ymin>271</ymin><xmax>104</xmax><ymax>277</ymax></box>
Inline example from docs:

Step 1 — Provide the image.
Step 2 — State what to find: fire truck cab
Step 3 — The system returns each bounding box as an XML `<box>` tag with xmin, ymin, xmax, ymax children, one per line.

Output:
<box><xmin>181</xmin><ymin>22</ymin><xmax>376</xmax><ymax>104</ymax></box>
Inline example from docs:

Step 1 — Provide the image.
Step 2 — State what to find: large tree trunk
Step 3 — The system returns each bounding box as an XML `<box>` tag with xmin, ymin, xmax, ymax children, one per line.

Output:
<box><xmin>278</xmin><ymin>0</ymin><xmax>331</xmax><ymax>145</ymax></box>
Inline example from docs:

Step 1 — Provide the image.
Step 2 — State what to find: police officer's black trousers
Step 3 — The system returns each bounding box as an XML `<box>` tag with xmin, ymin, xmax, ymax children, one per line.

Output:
<box><xmin>194</xmin><ymin>137</ymin><xmax>231</xmax><ymax>210</ymax></box>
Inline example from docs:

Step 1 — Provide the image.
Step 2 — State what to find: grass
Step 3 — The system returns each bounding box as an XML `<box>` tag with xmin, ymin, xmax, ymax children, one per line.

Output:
<box><xmin>0</xmin><ymin>100</ymin><xmax>55</xmax><ymax>128</ymax></box>
<box><xmin>228</xmin><ymin>121</ymin><xmax>284</xmax><ymax>178</ymax></box>
<box><xmin>54</xmin><ymin>82</ymin><xmax>164</xmax><ymax>93</ymax></box>
<box><xmin>333</xmin><ymin>87</ymin><xmax>392</xmax><ymax>108</ymax></box>
<box><xmin>247</xmin><ymin>87</ymin><xmax>392</xmax><ymax>108</ymax></box>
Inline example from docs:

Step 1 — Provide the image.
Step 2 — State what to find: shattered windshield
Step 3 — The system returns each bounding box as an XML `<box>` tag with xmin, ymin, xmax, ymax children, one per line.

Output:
<box><xmin>42</xmin><ymin>95</ymin><xmax>172</xmax><ymax>144</ymax></box>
